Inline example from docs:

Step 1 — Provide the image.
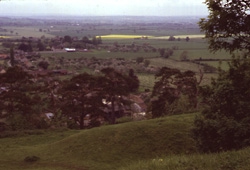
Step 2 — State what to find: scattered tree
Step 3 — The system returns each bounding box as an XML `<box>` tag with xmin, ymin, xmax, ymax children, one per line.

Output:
<box><xmin>144</xmin><ymin>59</ymin><xmax>150</xmax><ymax>67</ymax></box>
<box><xmin>159</xmin><ymin>48</ymin><xmax>165</xmax><ymax>57</ymax></box>
<box><xmin>63</xmin><ymin>35</ymin><xmax>72</xmax><ymax>44</ymax></box>
<box><xmin>38</xmin><ymin>61</ymin><xmax>49</xmax><ymax>70</ymax></box>
<box><xmin>10</xmin><ymin>46</ymin><xmax>15</xmax><ymax>67</ymax></box>
<box><xmin>149</xmin><ymin>67</ymin><xmax>197</xmax><ymax>118</ymax></box>
<box><xmin>127</xmin><ymin>69</ymin><xmax>140</xmax><ymax>92</ymax></box>
<box><xmin>168</xmin><ymin>36</ymin><xmax>176</xmax><ymax>41</ymax></box>
<box><xmin>136</xmin><ymin>57</ymin><xmax>144</xmax><ymax>64</ymax></box>
<box><xmin>37</xmin><ymin>41</ymin><xmax>45</xmax><ymax>51</ymax></box>
<box><xmin>180</xmin><ymin>51</ymin><xmax>189</xmax><ymax>61</ymax></box>
<box><xmin>82</xmin><ymin>36</ymin><xmax>91</xmax><ymax>44</ymax></box>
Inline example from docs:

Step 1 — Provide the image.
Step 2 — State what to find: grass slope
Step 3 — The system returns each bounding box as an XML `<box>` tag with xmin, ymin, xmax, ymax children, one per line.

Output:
<box><xmin>119</xmin><ymin>147</ymin><xmax>250</xmax><ymax>170</ymax></box>
<box><xmin>1</xmin><ymin>113</ymin><xmax>250</xmax><ymax>170</ymax></box>
<box><xmin>0</xmin><ymin>114</ymin><xmax>196</xmax><ymax>170</ymax></box>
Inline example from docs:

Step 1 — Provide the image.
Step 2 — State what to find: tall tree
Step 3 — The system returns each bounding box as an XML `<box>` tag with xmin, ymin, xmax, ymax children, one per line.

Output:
<box><xmin>149</xmin><ymin>67</ymin><xmax>197</xmax><ymax>118</ymax></box>
<box><xmin>158</xmin><ymin>48</ymin><xmax>165</xmax><ymax>57</ymax></box>
<box><xmin>10</xmin><ymin>46</ymin><xmax>15</xmax><ymax>67</ymax></box>
<box><xmin>193</xmin><ymin>0</ymin><xmax>250</xmax><ymax>153</ymax></box>
<box><xmin>127</xmin><ymin>69</ymin><xmax>140</xmax><ymax>92</ymax></box>
<box><xmin>0</xmin><ymin>67</ymin><xmax>43</xmax><ymax>130</ymax></box>
<box><xmin>60</xmin><ymin>73</ymin><xmax>104</xmax><ymax>129</ymax></box>
<box><xmin>63</xmin><ymin>35</ymin><xmax>72</xmax><ymax>44</ymax></box>
<box><xmin>37</xmin><ymin>40</ymin><xmax>45</xmax><ymax>51</ymax></box>
<box><xmin>100</xmin><ymin>68</ymin><xmax>132</xmax><ymax>124</ymax></box>
<box><xmin>92</xmin><ymin>36</ymin><xmax>97</xmax><ymax>46</ymax></box>
<box><xmin>199</xmin><ymin>0</ymin><xmax>250</xmax><ymax>53</ymax></box>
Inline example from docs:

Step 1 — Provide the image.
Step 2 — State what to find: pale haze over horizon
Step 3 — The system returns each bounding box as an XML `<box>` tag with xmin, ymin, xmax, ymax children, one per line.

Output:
<box><xmin>0</xmin><ymin>0</ymin><xmax>208</xmax><ymax>17</ymax></box>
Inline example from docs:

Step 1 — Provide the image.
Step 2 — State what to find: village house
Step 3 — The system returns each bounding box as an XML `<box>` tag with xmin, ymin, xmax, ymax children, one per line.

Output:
<box><xmin>64</xmin><ymin>48</ymin><xmax>76</xmax><ymax>52</ymax></box>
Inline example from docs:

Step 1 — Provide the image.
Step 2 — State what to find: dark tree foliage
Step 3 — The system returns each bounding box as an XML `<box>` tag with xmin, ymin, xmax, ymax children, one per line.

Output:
<box><xmin>199</xmin><ymin>0</ymin><xmax>250</xmax><ymax>53</ymax></box>
<box><xmin>168</xmin><ymin>36</ymin><xmax>176</xmax><ymax>41</ymax></box>
<box><xmin>127</xmin><ymin>69</ymin><xmax>140</xmax><ymax>92</ymax></box>
<box><xmin>0</xmin><ymin>67</ymin><xmax>43</xmax><ymax>130</ymax></box>
<box><xmin>92</xmin><ymin>36</ymin><xmax>102</xmax><ymax>45</ymax></box>
<box><xmin>149</xmin><ymin>67</ymin><xmax>197</xmax><ymax>118</ymax></box>
<box><xmin>37</xmin><ymin>41</ymin><xmax>45</xmax><ymax>51</ymax></box>
<box><xmin>158</xmin><ymin>48</ymin><xmax>165</xmax><ymax>57</ymax></box>
<box><xmin>18</xmin><ymin>43</ymin><xmax>32</xmax><ymax>52</ymax></box>
<box><xmin>2</xmin><ymin>42</ymin><xmax>14</xmax><ymax>48</ymax></box>
<box><xmin>63</xmin><ymin>35</ymin><xmax>72</xmax><ymax>44</ymax></box>
<box><xmin>136</xmin><ymin>57</ymin><xmax>144</xmax><ymax>64</ymax></box>
<box><xmin>82</xmin><ymin>36</ymin><xmax>92</xmax><ymax>44</ymax></box>
<box><xmin>193</xmin><ymin>57</ymin><xmax>250</xmax><ymax>152</ymax></box>
<box><xmin>10</xmin><ymin>46</ymin><xmax>15</xmax><ymax>67</ymax></box>
<box><xmin>193</xmin><ymin>0</ymin><xmax>250</xmax><ymax>153</ymax></box>
<box><xmin>59</xmin><ymin>69</ymin><xmax>134</xmax><ymax>127</ymax></box>
<box><xmin>38</xmin><ymin>60</ymin><xmax>49</xmax><ymax>70</ymax></box>
<box><xmin>100</xmin><ymin>67</ymin><xmax>132</xmax><ymax>124</ymax></box>
<box><xmin>60</xmin><ymin>73</ymin><xmax>104</xmax><ymax>129</ymax></box>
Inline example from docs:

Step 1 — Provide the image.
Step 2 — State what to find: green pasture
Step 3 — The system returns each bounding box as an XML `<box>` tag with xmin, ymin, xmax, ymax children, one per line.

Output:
<box><xmin>41</xmin><ymin>50</ymin><xmax>158</xmax><ymax>60</ymax></box>
<box><xmin>118</xmin><ymin>147</ymin><xmax>250</xmax><ymax>170</ymax></box>
<box><xmin>137</xmin><ymin>73</ymin><xmax>156</xmax><ymax>91</ymax></box>
<box><xmin>200</xmin><ymin>61</ymin><xmax>230</xmax><ymax>70</ymax></box>
<box><xmin>0</xmin><ymin>113</ymin><xmax>196</xmax><ymax>170</ymax></box>
<box><xmin>149</xmin><ymin>58</ymin><xmax>201</xmax><ymax>73</ymax></box>
<box><xmin>102</xmin><ymin>37</ymin><xmax>231</xmax><ymax>61</ymax></box>
<box><xmin>1</xmin><ymin>27</ymin><xmax>55</xmax><ymax>38</ymax></box>
<box><xmin>49</xmin><ymin>24</ymin><xmax>201</xmax><ymax>38</ymax></box>
<box><xmin>1</xmin><ymin>113</ymin><xmax>250</xmax><ymax>170</ymax></box>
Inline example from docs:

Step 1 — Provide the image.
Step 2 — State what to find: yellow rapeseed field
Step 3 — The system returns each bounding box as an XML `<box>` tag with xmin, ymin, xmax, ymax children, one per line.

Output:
<box><xmin>0</xmin><ymin>36</ymin><xmax>10</xmax><ymax>39</ymax></box>
<box><xmin>99</xmin><ymin>34</ymin><xmax>204</xmax><ymax>40</ymax></box>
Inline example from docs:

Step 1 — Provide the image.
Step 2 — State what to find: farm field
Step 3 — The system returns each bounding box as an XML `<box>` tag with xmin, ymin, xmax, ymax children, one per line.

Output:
<box><xmin>0</xmin><ymin>23</ymin><xmax>229</xmax><ymax>91</ymax></box>
<box><xmin>36</xmin><ymin>34</ymin><xmax>229</xmax><ymax>90</ymax></box>
<box><xmin>0</xmin><ymin>36</ymin><xmax>10</xmax><ymax>39</ymax></box>
<box><xmin>0</xmin><ymin>15</ymin><xmax>248</xmax><ymax>170</ymax></box>
<box><xmin>1</xmin><ymin>26</ymin><xmax>55</xmax><ymax>38</ymax></box>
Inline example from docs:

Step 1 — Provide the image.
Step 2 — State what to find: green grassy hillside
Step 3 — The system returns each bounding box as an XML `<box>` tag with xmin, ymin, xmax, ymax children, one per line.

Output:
<box><xmin>0</xmin><ymin>114</ymin><xmax>196</xmax><ymax>170</ymax></box>
<box><xmin>118</xmin><ymin>147</ymin><xmax>250</xmax><ymax>170</ymax></box>
<box><xmin>1</xmin><ymin>113</ymin><xmax>250</xmax><ymax>170</ymax></box>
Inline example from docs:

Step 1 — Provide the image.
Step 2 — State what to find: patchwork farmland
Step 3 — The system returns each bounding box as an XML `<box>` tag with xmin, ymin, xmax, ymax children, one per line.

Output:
<box><xmin>1</xmin><ymin>15</ymin><xmax>245</xmax><ymax>170</ymax></box>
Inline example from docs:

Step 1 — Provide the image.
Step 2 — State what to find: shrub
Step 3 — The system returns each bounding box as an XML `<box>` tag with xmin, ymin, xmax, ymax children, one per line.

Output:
<box><xmin>136</xmin><ymin>57</ymin><xmax>144</xmax><ymax>64</ymax></box>
<box><xmin>116</xmin><ymin>116</ymin><xmax>133</xmax><ymax>124</ymax></box>
<box><xmin>24</xmin><ymin>156</ymin><xmax>40</xmax><ymax>162</ymax></box>
<box><xmin>193</xmin><ymin>57</ymin><xmax>250</xmax><ymax>152</ymax></box>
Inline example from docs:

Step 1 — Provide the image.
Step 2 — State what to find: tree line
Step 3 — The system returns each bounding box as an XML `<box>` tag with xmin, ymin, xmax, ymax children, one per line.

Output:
<box><xmin>1</xmin><ymin>35</ymin><xmax>102</xmax><ymax>52</ymax></box>
<box><xmin>0</xmin><ymin>66</ymin><xmax>140</xmax><ymax>130</ymax></box>
<box><xmin>1</xmin><ymin>0</ymin><xmax>250</xmax><ymax>155</ymax></box>
<box><xmin>0</xmin><ymin>63</ymin><xmax>200</xmax><ymax>131</ymax></box>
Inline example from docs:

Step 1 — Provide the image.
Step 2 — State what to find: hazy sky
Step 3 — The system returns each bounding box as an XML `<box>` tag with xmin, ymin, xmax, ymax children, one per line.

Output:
<box><xmin>0</xmin><ymin>0</ymin><xmax>208</xmax><ymax>16</ymax></box>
